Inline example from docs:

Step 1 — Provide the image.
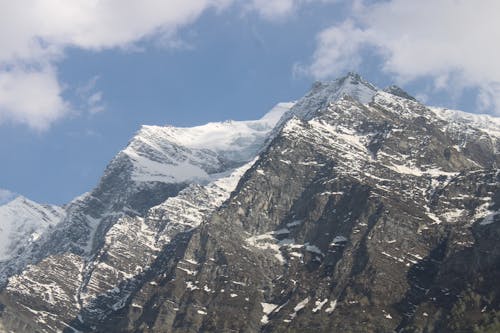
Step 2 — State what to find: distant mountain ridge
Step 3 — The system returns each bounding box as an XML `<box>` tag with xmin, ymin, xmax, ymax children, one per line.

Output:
<box><xmin>0</xmin><ymin>73</ymin><xmax>499</xmax><ymax>333</ymax></box>
<box><xmin>0</xmin><ymin>196</ymin><xmax>64</xmax><ymax>262</ymax></box>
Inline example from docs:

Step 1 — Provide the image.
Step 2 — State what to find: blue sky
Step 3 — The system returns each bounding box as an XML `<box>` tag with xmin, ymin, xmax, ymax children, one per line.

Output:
<box><xmin>1</xmin><ymin>0</ymin><xmax>499</xmax><ymax>205</ymax></box>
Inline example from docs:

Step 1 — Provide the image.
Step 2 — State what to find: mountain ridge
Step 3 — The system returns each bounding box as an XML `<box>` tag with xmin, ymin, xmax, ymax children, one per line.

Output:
<box><xmin>0</xmin><ymin>196</ymin><xmax>64</xmax><ymax>262</ymax></box>
<box><xmin>0</xmin><ymin>73</ymin><xmax>499</xmax><ymax>333</ymax></box>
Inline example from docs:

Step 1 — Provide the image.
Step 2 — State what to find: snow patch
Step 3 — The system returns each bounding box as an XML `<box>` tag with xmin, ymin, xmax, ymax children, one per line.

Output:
<box><xmin>475</xmin><ymin>203</ymin><xmax>500</xmax><ymax>225</ymax></box>
<box><xmin>290</xmin><ymin>297</ymin><xmax>310</xmax><ymax>319</ymax></box>
<box><xmin>261</xmin><ymin>302</ymin><xmax>278</xmax><ymax>324</ymax></box>
<box><xmin>305</xmin><ymin>244</ymin><xmax>324</xmax><ymax>256</ymax></box>
<box><xmin>286</xmin><ymin>220</ymin><xmax>303</xmax><ymax>227</ymax></box>
<box><xmin>246</xmin><ymin>233</ymin><xmax>286</xmax><ymax>263</ymax></box>
<box><xmin>330</xmin><ymin>236</ymin><xmax>348</xmax><ymax>245</ymax></box>
<box><xmin>312</xmin><ymin>299</ymin><xmax>328</xmax><ymax>313</ymax></box>
<box><xmin>325</xmin><ymin>300</ymin><xmax>337</xmax><ymax>313</ymax></box>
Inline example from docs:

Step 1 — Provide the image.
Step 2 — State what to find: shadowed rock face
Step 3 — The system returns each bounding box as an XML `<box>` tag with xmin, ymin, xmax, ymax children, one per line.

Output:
<box><xmin>1</xmin><ymin>74</ymin><xmax>499</xmax><ymax>333</ymax></box>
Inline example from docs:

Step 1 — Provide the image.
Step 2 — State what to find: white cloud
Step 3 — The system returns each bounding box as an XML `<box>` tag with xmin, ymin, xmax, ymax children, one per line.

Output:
<box><xmin>0</xmin><ymin>66</ymin><xmax>68</xmax><ymax>131</ymax></box>
<box><xmin>0</xmin><ymin>0</ymin><xmax>339</xmax><ymax>130</ymax></box>
<box><xmin>0</xmin><ymin>0</ymin><xmax>233</xmax><ymax>130</ymax></box>
<box><xmin>0</xmin><ymin>189</ymin><xmax>17</xmax><ymax>205</ymax></box>
<box><xmin>306</xmin><ymin>0</ymin><xmax>500</xmax><ymax>114</ymax></box>
<box><xmin>0</xmin><ymin>0</ymin><xmax>233</xmax><ymax>60</ymax></box>
<box><xmin>247</xmin><ymin>0</ymin><xmax>337</xmax><ymax>19</ymax></box>
<box><xmin>308</xmin><ymin>20</ymin><xmax>370</xmax><ymax>78</ymax></box>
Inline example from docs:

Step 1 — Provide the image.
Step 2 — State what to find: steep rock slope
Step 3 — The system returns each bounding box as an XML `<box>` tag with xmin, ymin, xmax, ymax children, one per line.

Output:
<box><xmin>1</xmin><ymin>74</ymin><xmax>499</xmax><ymax>333</ymax></box>
<box><xmin>0</xmin><ymin>103</ymin><xmax>293</xmax><ymax>333</ymax></box>
<box><xmin>71</xmin><ymin>75</ymin><xmax>499</xmax><ymax>333</ymax></box>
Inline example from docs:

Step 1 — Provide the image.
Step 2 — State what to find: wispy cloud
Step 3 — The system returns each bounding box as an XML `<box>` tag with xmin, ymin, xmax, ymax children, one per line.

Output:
<box><xmin>303</xmin><ymin>0</ymin><xmax>500</xmax><ymax>114</ymax></box>
<box><xmin>247</xmin><ymin>0</ymin><xmax>297</xmax><ymax>19</ymax></box>
<box><xmin>76</xmin><ymin>76</ymin><xmax>105</xmax><ymax>115</ymax></box>
<box><xmin>245</xmin><ymin>0</ymin><xmax>338</xmax><ymax>20</ymax></box>
<box><xmin>0</xmin><ymin>189</ymin><xmax>17</xmax><ymax>205</ymax></box>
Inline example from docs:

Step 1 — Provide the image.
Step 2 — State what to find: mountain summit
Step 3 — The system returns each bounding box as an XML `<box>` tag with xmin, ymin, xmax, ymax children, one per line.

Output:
<box><xmin>0</xmin><ymin>74</ymin><xmax>499</xmax><ymax>333</ymax></box>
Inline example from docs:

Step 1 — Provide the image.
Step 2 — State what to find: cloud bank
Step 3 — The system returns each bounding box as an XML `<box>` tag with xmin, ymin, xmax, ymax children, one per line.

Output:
<box><xmin>0</xmin><ymin>0</ymin><xmax>314</xmax><ymax>130</ymax></box>
<box><xmin>307</xmin><ymin>0</ymin><xmax>500</xmax><ymax>114</ymax></box>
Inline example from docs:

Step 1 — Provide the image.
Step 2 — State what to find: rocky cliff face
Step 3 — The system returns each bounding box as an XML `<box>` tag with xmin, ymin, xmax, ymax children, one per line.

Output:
<box><xmin>0</xmin><ymin>74</ymin><xmax>499</xmax><ymax>333</ymax></box>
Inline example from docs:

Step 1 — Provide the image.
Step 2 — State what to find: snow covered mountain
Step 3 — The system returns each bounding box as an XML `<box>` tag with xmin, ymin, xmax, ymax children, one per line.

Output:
<box><xmin>0</xmin><ymin>197</ymin><xmax>64</xmax><ymax>262</ymax></box>
<box><xmin>0</xmin><ymin>73</ymin><xmax>499</xmax><ymax>333</ymax></box>
<box><xmin>122</xmin><ymin>102</ymin><xmax>294</xmax><ymax>183</ymax></box>
<box><xmin>0</xmin><ymin>100</ymin><xmax>294</xmax><ymax>299</ymax></box>
<box><xmin>0</xmin><ymin>101</ymin><xmax>294</xmax><ymax>283</ymax></box>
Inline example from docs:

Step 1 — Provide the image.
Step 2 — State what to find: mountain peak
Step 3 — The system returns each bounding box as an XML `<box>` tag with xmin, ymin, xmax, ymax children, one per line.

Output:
<box><xmin>289</xmin><ymin>73</ymin><xmax>378</xmax><ymax>121</ymax></box>
<box><xmin>315</xmin><ymin>73</ymin><xmax>378</xmax><ymax>104</ymax></box>
<box><xmin>343</xmin><ymin>71</ymin><xmax>365</xmax><ymax>82</ymax></box>
<box><xmin>9</xmin><ymin>195</ymin><xmax>27</xmax><ymax>204</ymax></box>
<box><xmin>2</xmin><ymin>195</ymin><xmax>35</xmax><ymax>209</ymax></box>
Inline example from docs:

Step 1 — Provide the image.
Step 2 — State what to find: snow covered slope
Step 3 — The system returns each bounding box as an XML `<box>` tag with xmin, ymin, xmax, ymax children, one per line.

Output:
<box><xmin>122</xmin><ymin>102</ymin><xmax>295</xmax><ymax>183</ymax></box>
<box><xmin>429</xmin><ymin>106</ymin><xmax>500</xmax><ymax>138</ymax></box>
<box><xmin>0</xmin><ymin>197</ymin><xmax>64</xmax><ymax>262</ymax></box>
